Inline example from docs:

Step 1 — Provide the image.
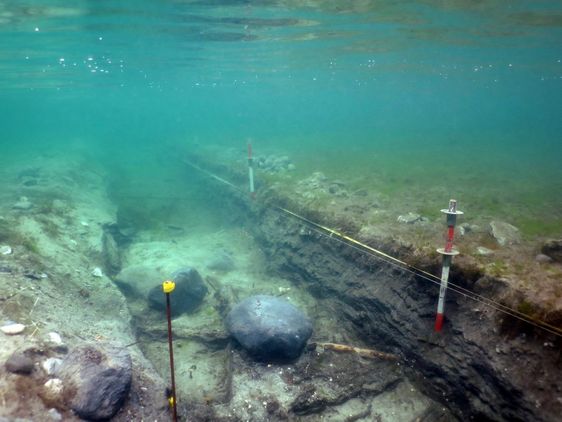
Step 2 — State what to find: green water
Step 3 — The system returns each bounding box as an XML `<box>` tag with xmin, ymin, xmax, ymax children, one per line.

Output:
<box><xmin>1</xmin><ymin>0</ymin><xmax>561</xmax><ymax>237</ymax></box>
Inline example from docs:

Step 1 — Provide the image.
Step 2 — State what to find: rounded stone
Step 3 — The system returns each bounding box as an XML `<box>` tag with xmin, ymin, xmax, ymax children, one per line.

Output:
<box><xmin>148</xmin><ymin>267</ymin><xmax>208</xmax><ymax>316</ymax></box>
<box><xmin>1</xmin><ymin>322</ymin><xmax>25</xmax><ymax>335</ymax></box>
<box><xmin>226</xmin><ymin>295</ymin><xmax>313</xmax><ymax>361</ymax></box>
<box><xmin>535</xmin><ymin>253</ymin><xmax>553</xmax><ymax>263</ymax></box>
<box><xmin>57</xmin><ymin>344</ymin><xmax>132</xmax><ymax>421</ymax></box>
<box><xmin>5</xmin><ymin>352</ymin><xmax>34</xmax><ymax>375</ymax></box>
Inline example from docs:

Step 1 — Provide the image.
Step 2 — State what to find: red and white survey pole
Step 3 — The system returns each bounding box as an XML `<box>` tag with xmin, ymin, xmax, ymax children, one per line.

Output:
<box><xmin>435</xmin><ymin>199</ymin><xmax>463</xmax><ymax>332</ymax></box>
<box><xmin>247</xmin><ymin>141</ymin><xmax>255</xmax><ymax>199</ymax></box>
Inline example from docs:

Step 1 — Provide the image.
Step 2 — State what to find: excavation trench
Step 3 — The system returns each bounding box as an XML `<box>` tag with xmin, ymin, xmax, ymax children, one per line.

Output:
<box><xmin>171</xmin><ymin>158</ymin><xmax>562</xmax><ymax>422</ymax></box>
<box><xmin>107</xmin><ymin>157</ymin><xmax>562</xmax><ymax>422</ymax></box>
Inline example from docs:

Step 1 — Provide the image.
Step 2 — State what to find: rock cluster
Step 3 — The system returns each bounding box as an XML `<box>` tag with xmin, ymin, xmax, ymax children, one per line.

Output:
<box><xmin>296</xmin><ymin>172</ymin><xmax>349</xmax><ymax>199</ymax></box>
<box><xmin>2</xmin><ymin>328</ymin><xmax>133</xmax><ymax>421</ymax></box>
<box><xmin>256</xmin><ymin>155</ymin><xmax>295</xmax><ymax>173</ymax></box>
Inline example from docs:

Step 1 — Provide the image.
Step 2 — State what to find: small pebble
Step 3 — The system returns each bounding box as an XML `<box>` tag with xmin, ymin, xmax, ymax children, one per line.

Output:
<box><xmin>535</xmin><ymin>254</ymin><xmax>553</xmax><ymax>263</ymax></box>
<box><xmin>476</xmin><ymin>246</ymin><xmax>494</xmax><ymax>256</ymax></box>
<box><xmin>47</xmin><ymin>332</ymin><xmax>63</xmax><ymax>345</ymax></box>
<box><xmin>48</xmin><ymin>408</ymin><xmax>63</xmax><ymax>421</ymax></box>
<box><xmin>42</xmin><ymin>357</ymin><xmax>63</xmax><ymax>375</ymax></box>
<box><xmin>1</xmin><ymin>322</ymin><xmax>26</xmax><ymax>335</ymax></box>
<box><xmin>91</xmin><ymin>267</ymin><xmax>103</xmax><ymax>277</ymax></box>
<box><xmin>13</xmin><ymin>196</ymin><xmax>33</xmax><ymax>210</ymax></box>
<box><xmin>43</xmin><ymin>378</ymin><xmax>64</xmax><ymax>401</ymax></box>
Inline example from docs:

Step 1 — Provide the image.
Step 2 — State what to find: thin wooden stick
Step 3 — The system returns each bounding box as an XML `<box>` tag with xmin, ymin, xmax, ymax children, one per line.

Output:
<box><xmin>316</xmin><ymin>342</ymin><xmax>399</xmax><ymax>361</ymax></box>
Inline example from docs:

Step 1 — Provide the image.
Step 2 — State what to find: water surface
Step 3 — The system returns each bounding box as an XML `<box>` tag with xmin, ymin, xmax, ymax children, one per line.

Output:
<box><xmin>1</xmin><ymin>0</ymin><xmax>561</xmax><ymax>236</ymax></box>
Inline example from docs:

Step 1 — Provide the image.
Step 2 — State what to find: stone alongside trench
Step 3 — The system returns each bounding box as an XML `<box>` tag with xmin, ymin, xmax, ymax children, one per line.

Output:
<box><xmin>226</xmin><ymin>295</ymin><xmax>313</xmax><ymax>361</ymax></box>
<box><xmin>147</xmin><ymin>267</ymin><xmax>208</xmax><ymax>316</ymax></box>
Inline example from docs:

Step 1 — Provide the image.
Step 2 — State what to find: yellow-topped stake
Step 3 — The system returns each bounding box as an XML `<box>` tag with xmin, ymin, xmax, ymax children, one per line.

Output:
<box><xmin>162</xmin><ymin>280</ymin><xmax>175</xmax><ymax>293</ymax></box>
<box><xmin>163</xmin><ymin>279</ymin><xmax>178</xmax><ymax>421</ymax></box>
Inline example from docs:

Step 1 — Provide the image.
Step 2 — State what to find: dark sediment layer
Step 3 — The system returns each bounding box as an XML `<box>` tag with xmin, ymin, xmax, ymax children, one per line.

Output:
<box><xmin>186</xmin><ymin>156</ymin><xmax>562</xmax><ymax>422</ymax></box>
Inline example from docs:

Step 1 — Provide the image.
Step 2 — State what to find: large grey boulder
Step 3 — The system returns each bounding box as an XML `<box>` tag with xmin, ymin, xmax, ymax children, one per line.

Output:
<box><xmin>147</xmin><ymin>267</ymin><xmax>208</xmax><ymax>316</ymax></box>
<box><xmin>57</xmin><ymin>344</ymin><xmax>132</xmax><ymax>421</ymax></box>
<box><xmin>489</xmin><ymin>221</ymin><xmax>521</xmax><ymax>246</ymax></box>
<box><xmin>226</xmin><ymin>295</ymin><xmax>313</xmax><ymax>361</ymax></box>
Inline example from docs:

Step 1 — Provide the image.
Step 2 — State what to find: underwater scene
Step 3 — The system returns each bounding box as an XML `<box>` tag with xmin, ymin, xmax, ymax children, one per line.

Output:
<box><xmin>1</xmin><ymin>1</ymin><xmax>561</xmax><ymax>421</ymax></box>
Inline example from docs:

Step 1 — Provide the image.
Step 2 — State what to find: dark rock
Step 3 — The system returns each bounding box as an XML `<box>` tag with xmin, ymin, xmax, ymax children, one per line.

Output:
<box><xmin>473</xmin><ymin>276</ymin><xmax>510</xmax><ymax>296</ymax></box>
<box><xmin>147</xmin><ymin>267</ymin><xmax>208</xmax><ymax>316</ymax></box>
<box><xmin>57</xmin><ymin>344</ymin><xmax>132</xmax><ymax>421</ymax></box>
<box><xmin>541</xmin><ymin>239</ymin><xmax>562</xmax><ymax>263</ymax></box>
<box><xmin>226</xmin><ymin>295</ymin><xmax>313</xmax><ymax>361</ymax></box>
<box><xmin>0</xmin><ymin>265</ymin><xmax>13</xmax><ymax>273</ymax></box>
<box><xmin>291</xmin><ymin>384</ymin><xmax>328</xmax><ymax>415</ymax></box>
<box><xmin>257</xmin><ymin>154</ymin><xmax>293</xmax><ymax>173</ymax></box>
<box><xmin>5</xmin><ymin>352</ymin><xmax>34</xmax><ymax>375</ymax></box>
<box><xmin>207</xmin><ymin>252</ymin><xmax>235</xmax><ymax>272</ymax></box>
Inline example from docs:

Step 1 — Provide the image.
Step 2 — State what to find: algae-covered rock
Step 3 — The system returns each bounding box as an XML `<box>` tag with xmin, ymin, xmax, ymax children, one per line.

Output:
<box><xmin>489</xmin><ymin>221</ymin><xmax>521</xmax><ymax>246</ymax></box>
<box><xmin>541</xmin><ymin>239</ymin><xmax>562</xmax><ymax>263</ymax></box>
<box><xmin>226</xmin><ymin>295</ymin><xmax>313</xmax><ymax>361</ymax></box>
